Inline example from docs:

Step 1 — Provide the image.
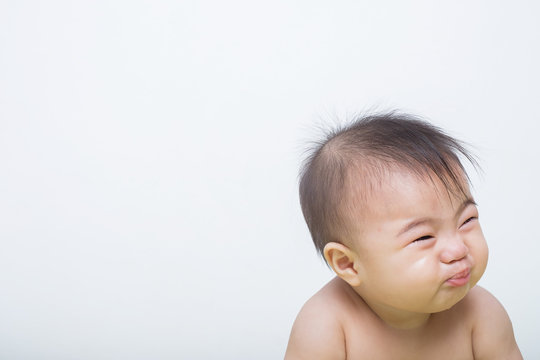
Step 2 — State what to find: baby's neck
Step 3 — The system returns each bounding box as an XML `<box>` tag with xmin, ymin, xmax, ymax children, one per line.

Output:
<box><xmin>370</xmin><ymin>302</ymin><xmax>431</xmax><ymax>330</ymax></box>
<box><xmin>353</xmin><ymin>288</ymin><xmax>432</xmax><ymax>330</ymax></box>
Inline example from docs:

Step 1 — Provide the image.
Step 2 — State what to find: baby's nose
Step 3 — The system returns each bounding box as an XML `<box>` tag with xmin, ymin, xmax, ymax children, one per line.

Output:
<box><xmin>440</xmin><ymin>235</ymin><xmax>469</xmax><ymax>263</ymax></box>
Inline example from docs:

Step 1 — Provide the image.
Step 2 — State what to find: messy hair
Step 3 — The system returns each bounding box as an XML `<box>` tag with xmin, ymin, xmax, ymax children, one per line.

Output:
<box><xmin>299</xmin><ymin>111</ymin><xmax>478</xmax><ymax>258</ymax></box>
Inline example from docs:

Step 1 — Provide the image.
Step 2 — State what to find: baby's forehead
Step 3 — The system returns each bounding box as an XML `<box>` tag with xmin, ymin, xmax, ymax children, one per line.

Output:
<box><xmin>341</xmin><ymin>166</ymin><xmax>474</xmax><ymax>243</ymax></box>
<box><xmin>345</xmin><ymin>163</ymin><xmax>471</xmax><ymax>208</ymax></box>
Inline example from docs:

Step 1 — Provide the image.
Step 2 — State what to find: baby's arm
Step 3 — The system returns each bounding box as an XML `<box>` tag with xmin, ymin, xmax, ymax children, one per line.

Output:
<box><xmin>284</xmin><ymin>297</ymin><xmax>346</xmax><ymax>360</ymax></box>
<box><xmin>470</xmin><ymin>286</ymin><xmax>522</xmax><ymax>359</ymax></box>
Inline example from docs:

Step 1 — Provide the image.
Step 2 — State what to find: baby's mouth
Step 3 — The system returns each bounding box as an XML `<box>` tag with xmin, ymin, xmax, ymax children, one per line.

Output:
<box><xmin>446</xmin><ymin>268</ymin><xmax>471</xmax><ymax>287</ymax></box>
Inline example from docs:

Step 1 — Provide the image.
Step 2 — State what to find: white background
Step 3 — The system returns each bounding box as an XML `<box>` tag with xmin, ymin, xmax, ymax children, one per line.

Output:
<box><xmin>1</xmin><ymin>1</ymin><xmax>539</xmax><ymax>359</ymax></box>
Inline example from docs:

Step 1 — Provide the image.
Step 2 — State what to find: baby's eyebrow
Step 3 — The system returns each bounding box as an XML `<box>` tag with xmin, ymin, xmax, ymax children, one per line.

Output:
<box><xmin>397</xmin><ymin>198</ymin><xmax>477</xmax><ymax>237</ymax></box>
<box><xmin>397</xmin><ymin>217</ymin><xmax>432</xmax><ymax>237</ymax></box>
<box><xmin>456</xmin><ymin>198</ymin><xmax>477</xmax><ymax>216</ymax></box>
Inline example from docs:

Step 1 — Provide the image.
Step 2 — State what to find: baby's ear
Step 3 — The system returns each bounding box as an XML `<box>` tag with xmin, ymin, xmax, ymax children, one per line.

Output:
<box><xmin>323</xmin><ymin>242</ymin><xmax>362</xmax><ymax>287</ymax></box>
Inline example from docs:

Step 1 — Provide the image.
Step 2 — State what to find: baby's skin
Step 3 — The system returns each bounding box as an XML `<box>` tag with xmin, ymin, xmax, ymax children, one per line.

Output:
<box><xmin>285</xmin><ymin>169</ymin><xmax>521</xmax><ymax>359</ymax></box>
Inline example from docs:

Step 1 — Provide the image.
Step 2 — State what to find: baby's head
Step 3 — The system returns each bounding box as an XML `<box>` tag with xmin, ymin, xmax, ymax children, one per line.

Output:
<box><xmin>299</xmin><ymin>112</ymin><xmax>488</xmax><ymax>316</ymax></box>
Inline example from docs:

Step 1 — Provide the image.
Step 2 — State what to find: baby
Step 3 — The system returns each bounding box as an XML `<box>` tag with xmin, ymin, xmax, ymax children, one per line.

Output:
<box><xmin>285</xmin><ymin>113</ymin><xmax>522</xmax><ymax>359</ymax></box>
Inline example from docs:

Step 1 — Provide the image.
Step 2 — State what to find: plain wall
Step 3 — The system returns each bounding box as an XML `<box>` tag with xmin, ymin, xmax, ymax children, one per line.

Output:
<box><xmin>1</xmin><ymin>0</ymin><xmax>538</xmax><ymax>358</ymax></box>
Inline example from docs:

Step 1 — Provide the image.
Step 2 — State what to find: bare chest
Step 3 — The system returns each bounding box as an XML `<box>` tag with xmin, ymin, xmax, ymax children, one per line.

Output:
<box><xmin>343</xmin><ymin>317</ymin><xmax>473</xmax><ymax>360</ymax></box>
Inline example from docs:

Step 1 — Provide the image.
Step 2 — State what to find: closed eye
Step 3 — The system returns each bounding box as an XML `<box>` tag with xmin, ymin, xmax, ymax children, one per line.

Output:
<box><xmin>413</xmin><ymin>235</ymin><xmax>433</xmax><ymax>242</ymax></box>
<box><xmin>461</xmin><ymin>217</ymin><xmax>477</xmax><ymax>227</ymax></box>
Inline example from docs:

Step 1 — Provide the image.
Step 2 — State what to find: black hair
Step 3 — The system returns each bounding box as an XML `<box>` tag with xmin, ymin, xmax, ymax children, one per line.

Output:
<box><xmin>299</xmin><ymin>111</ymin><xmax>478</xmax><ymax>258</ymax></box>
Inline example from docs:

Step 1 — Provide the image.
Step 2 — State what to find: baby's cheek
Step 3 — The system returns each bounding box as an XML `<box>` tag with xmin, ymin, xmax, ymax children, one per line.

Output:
<box><xmin>409</xmin><ymin>256</ymin><xmax>430</xmax><ymax>273</ymax></box>
<box><xmin>472</xmin><ymin>238</ymin><xmax>489</xmax><ymax>281</ymax></box>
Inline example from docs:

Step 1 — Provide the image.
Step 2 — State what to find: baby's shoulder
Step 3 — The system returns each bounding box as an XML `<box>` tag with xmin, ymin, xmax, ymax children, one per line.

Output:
<box><xmin>457</xmin><ymin>286</ymin><xmax>522</xmax><ymax>359</ymax></box>
<box><xmin>290</xmin><ymin>277</ymin><xmax>356</xmax><ymax>334</ymax></box>
<box><xmin>448</xmin><ymin>285</ymin><xmax>507</xmax><ymax>330</ymax></box>
<box><xmin>284</xmin><ymin>278</ymin><xmax>354</xmax><ymax>360</ymax></box>
<box><xmin>303</xmin><ymin>276</ymin><xmax>367</xmax><ymax>322</ymax></box>
<box><xmin>456</xmin><ymin>285</ymin><xmax>506</xmax><ymax>319</ymax></box>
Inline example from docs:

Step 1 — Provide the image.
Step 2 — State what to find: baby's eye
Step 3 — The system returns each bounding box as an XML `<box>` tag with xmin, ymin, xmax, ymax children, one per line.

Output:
<box><xmin>413</xmin><ymin>235</ymin><xmax>433</xmax><ymax>242</ymax></box>
<box><xmin>461</xmin><ymin>217</ymin><xmax>478</xmax><ymax>227</ymax></box>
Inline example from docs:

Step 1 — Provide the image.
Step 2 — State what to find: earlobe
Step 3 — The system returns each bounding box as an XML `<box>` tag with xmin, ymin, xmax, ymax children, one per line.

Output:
<box><xmin>323</xmin><ymin>242</ymin><xmax>362</xmax><ymax>287</ymax></box>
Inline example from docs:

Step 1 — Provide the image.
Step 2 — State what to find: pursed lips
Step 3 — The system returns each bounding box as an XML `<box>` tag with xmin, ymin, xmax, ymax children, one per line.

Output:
<box><xmin>449</xmin><ymin>267</ymin><xmax>470</xmax><ymax>280</ymax></box>
<box><xmin>445</xmin><ymin>266</ymin><xmax>471</xmax><ymax>287</ymax></box>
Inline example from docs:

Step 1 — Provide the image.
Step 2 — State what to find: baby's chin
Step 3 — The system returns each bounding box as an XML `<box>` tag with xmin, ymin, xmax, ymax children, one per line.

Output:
<box><xmin>437</xmin><ymin>263</ymin><xmax>485</xmax><ymax>306</ymax></box>
<box><xmin>434</xmin><ymin>277</ymin><xmax>482</xmax><ymax>312</ymax></box>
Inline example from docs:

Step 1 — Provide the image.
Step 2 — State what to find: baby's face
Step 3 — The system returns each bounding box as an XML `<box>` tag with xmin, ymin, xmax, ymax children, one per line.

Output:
<box><xmin>348</xmin><ymin>169</ymin><xmax>488</xmax><ymax>314</ymax></box>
